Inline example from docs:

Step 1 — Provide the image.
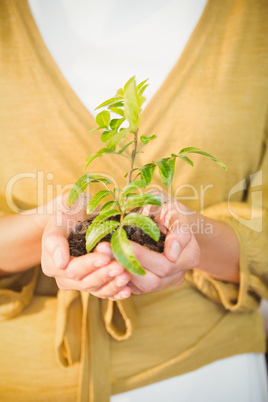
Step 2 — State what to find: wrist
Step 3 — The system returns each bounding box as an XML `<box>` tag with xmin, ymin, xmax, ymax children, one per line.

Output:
<box><xmin>188</xmin><ymin>212</ymin><xmax>240</xmax><ymax>283</ymax></box>
<box><xmin>21</xmin><ymin>206</ymin><xmax>52</xmax><ymax>233</ymax></box>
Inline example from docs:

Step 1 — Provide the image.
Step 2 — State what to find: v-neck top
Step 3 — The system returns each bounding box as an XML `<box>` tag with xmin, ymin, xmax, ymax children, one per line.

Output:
<box><xmin>0</xmin><ymin>0</ymin><xmax>268</xmax><ymax>401</ymax></box>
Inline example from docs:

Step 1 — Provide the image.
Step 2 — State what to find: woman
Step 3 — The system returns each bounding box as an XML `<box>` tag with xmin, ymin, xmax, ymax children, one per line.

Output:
<box><xmin>0</xmin><ymin>0</ymin><xmax>267</xmax><ymax>401</ymax></box>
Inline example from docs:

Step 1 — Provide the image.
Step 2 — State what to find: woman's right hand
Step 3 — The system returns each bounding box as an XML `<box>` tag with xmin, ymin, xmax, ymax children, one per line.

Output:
<box><xmin>41</xmin><ymin>194</ymin><xmax>132</xmax><ymax>300</ymax></box>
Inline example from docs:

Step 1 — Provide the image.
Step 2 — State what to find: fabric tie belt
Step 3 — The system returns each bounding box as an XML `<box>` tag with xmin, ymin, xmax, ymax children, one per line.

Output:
<box><xmin>55</xmin><ymin>290</ymin><xmax>135</xmax><ymax>402</ymax></box>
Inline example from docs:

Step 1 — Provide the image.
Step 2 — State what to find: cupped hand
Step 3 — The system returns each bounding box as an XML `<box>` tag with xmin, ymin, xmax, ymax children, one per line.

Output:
<box><xmin>41</xmin><ymin>194</ymin><xmax>132</xmax><ymax>300</ymax></box>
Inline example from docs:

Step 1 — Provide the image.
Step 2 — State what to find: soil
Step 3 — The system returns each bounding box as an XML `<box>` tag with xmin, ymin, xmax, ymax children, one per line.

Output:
<box><xmin>68</xmin><ymin>213</ymin><xmax>166</xmax><ymax>257</ymax></box>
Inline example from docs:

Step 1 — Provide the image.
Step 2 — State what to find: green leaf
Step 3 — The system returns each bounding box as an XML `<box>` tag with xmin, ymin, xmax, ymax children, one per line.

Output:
<box><xmin>86</xmin><ymin>209</ymin><xmax>121</xmax><ymax>236</ymax></box>
<box><xmin>93</xmin><ymin>209</ymin><xmax>120</xmax><ymax>224</ymax></box>
<box><xmin>157</xmin><ymin>157</ymin><xmax>176</xmax><ymax>187</ymax></box>
<box><xmin>124</xmin><ymin>76</ymin><xmax>135</xmax><ymax>91</ymax></box>
<box><xmin>136</xmin><ymin>79</ymin><xmax>148</xmax><ymax>92</ymax></box>
<box><xmin>140</xmin><ymin>134</ymin><xmax>157</xmax><ymax>145</ymax></box>
<box><xmin>88</xmin><ymin>127</ymin><xmax>101</xmax><ymax>135</ymax></box>
<box><xmin>177</xmin><ymin>154</ymin><xmax>194</xmax><ymax>166</ymax></box>
<box><xmin>68</xmin><ymin>174</ymin><xmax>112</xmax><ymax>206</ymax></box>
<box><xmin>101</xmin><ymin>130</ymin><xmax>114</xmax><ymax>143</ymax></box>
<box><xmin>84</xmin><ymin>153</ymin><xmax>98</xmax><ymax>168</ymax></box>
<box><xmin>108</xmin><ymin>101</ymin><xmax>124</xmax><ymax>108</ymax></box>
<box><xmin>86</xmin><ymin>220</ymin><xmax>119</xmax><ymax>253</ymax></box>
<box><xmin>101</xmin><ymin>201</ymin><xmax>119</xmax><ymax>211</ymax></box>
<box><xmin>117</xmin><ymin>88</ymin><xmax>124</xmax><ymax>97</ymax></box>
<box><xmin>122</xmin><ymin>213</ymin><xmax>160</xmax><ymax>242</ymax></box>
<box><xmin>124</xmin><ymin>192</ymin><xmax>138</xmax><ymax>198</ymax></box>
<box><xmin>96</xmin><ymin>110</ymin><xmax>110</xmax><ymax>128</ymax></box>
<box><xmin>179</xmin><ymin>147</ymin><xmax>227</xmax><ymax>170</ymax></box>
<box><xmin>111</xmin><ymin>227</ymin><xmax>146</xmax><ymax>275</ymax></box>
<box><xmin>138</xmin><ymin>96</ymin><xmax>146</xmax><ymax>108</ymax></box>
<box><xmin>123</xmin><ymin>193</ymin><xmax>162</xmax><ymax>210</ymax></box>
<box><xmin>109</xmin><ymin>107</ymin><xmax>125</xmax><ymax>117</ymax></box>
<box><xmin>124</xmin><ymin>77</ymin><xmax>140</xmax><ymax>131</ymax></box>
<box><xmin>138</xmin><ymin>84</ymin><xmax>149</xmax><ymax>97</ymax></box>
<box><xmin>120</xmin><ymin>180</ymin><xmax>147</xmax><ymax>199</ymax></box>
<box><xmin>110</xmin><ymin>118</ymin><xmax>125</xmax><ymax>131</ymax></box>
<box><xmin>140</xmin><ymin>163</ymin><xmax>156</xmax><ymax>184</ymax></box>
<box><xmin>85</xmin><ymin>147</ymin><xmax>115</xmax><ymax>169</ymax></box>
<box><xmin>106</xmin><ymin>127</ymin><xmax>129</xmax><ymax>149</ymax></box>
<box><xmin>124</xmin><ymin>167</ymin><xmax>139</xmax><ymax>178</ymax></box>
<box><xmin>95</xmin><ymin>96</ymin><xmax>123</xmax><ymax>110</ymax></box>
<box><xmin>118</xmin><ymin>140</ymin><xmax>135</xmax><ymax>155</ymax></box>
<box><xmin>86</xmin><ymin>190</ymin><xmax>111</xmax><ymax>215</ymax></box>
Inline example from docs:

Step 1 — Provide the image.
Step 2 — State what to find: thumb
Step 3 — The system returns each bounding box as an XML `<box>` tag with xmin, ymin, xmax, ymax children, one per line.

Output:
<box><xmin>164</xmin><ymin>221</ymin><xmax>192</xmax><ymax>263</ymax></box>
<box><xmin>41</xmin><ymin>216</ymin><xmax>70</xmax><ymax>273</ymax></box>
<box><xmin>41</xmin><ymin>192</ymin><xmax>91</xmax><ymax>274</ymax></box>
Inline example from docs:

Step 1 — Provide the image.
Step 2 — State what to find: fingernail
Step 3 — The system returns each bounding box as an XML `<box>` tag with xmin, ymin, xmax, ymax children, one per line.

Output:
<box><xmin>97</xmin><ymin>244</ymin><xmax>113</xmax><ymax>257</ymax></box>
<box><xmin>118</xmin><ymin>289</ymin><xmax>130</xmax><ymax>299</ymax></box>
<box><xmin>170</xmin><ymin>241</ymin><xmax>181</xmax><ymax>261</ymax></box>
<box><xmin>116</xmin><ymin>277</ymin><xmax>129</xmax><ymax>287</ymax></box>
<box><xmin>53</xmin><ymin>248</ymin><xmax>65</xmax><ymax>269</ymax></box>
<box><xmin>94</xmin><ymin>259</ymin><xmax>109</xmax><ymax>268</ymax></box>
<box><xmin>109</xmin><ymin>267</ymin><xmax>123</xmax><ymax>278</ymax></box>
<box><xmin>142</xmin><ymin>206</ymin><xmax>150</xmax><ymax>216</ymax></box>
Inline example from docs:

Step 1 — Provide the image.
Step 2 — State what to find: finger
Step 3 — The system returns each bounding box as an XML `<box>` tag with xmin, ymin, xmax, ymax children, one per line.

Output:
<box><xmin>60</xmin><ymin>192</ymin><xmax>93</xmax><ymax>228</ymax></box>
<box><xmin>79</xmin><ymin>261</ymin><xmax>130</xmax><ymax>292</ymax></box>
<box><xmin>56</xmin><ymin>273</ymin><xmax>131</xmax><ymax>300</ymax></box>
<box><xmin>41</xmin><ymin>204</ymin><xmax>79</xmax><ymax>274</ymax></box>
<box><xmin>140</xmin><ymin>189</ymin><xmax>172</xmax><ymax>229</ymax></box>
<box><xmin>129</xmin><ymin>266</ymin><xmax>186</xmax><ymax>293</ymax></box>
<box><xmin>129</xmin><ymin>268</ymin><xmax>161</xmax><ymax>293</ymax></box>
<box><xmin>41</xmin><ymin>229</ymin><xmax>71</xmax><ymax>275</ymax></box>
<box><xmin>56</xmin><ymin>261</ymin><xmax>130</xmax><ymax>294</ymax></box>
<box><xmin>146</xmin><ymin>202</ymin><xmax>192</xmax><ymax>263</ymax></box>
<box><xmin>109</xmin><ymin>286</ymin><xmax>132</xmax><ymax>300</ymax></box>
<box><xmin>172</xmin><ymin>236</ymin><xmax>200</xmax><ymax>270</ymax></box>
<box><xmin>95</xmin><ymin>242</ymin><xmax>114</xmax><ymax>259</ymax></box>
<box><xmin>143</xmin><ymin>199</ymin><xmax>191</xmax><ymax>232</ymax></box>
<box><xmin>164</xmin><ymin>221</ymin><xmax>192</xmax><ymax>263</ymax></box>
<box><xmin>57</xmin><ymin>252</ymin><xmax>112</xmax><ymax>280</ymax></box>
<box><xmin>94</xmin><ymin>274</ymin><xmax>131</xmax><ymax>299</ymax></box>
<box><xmin>131</xmin><ymin>241</ymin><xmax>178</xmax><ymax>278</ymax></box>
<box><xmin>140</xmin><ymin>205</ymin><xmax>167</xmax><ymax>235</ymax></box>
<box><xmin>59</xmin><ymin>242</ymin><xmax>115</xmax><ymax>281</ymax></box>
<box><xmin>128</xmin><ymin>282</ymin><xmax>142</xmax><ymax>294</ymax></box>
<box><xmin>41</xmin><ymin>192</ymin><xmax>99</xmax><ymax>276</ymax></box>
<box><xmin>141</xmin><ymin>204</ymin><xmax>167</xmax><ymax>234</ymax></box>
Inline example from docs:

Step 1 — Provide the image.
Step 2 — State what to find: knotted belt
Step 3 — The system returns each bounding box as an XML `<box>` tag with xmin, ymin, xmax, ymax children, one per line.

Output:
<box><xmin>55</xmin><ymin>290</ymin><xmax>135</xmax><ymax>402</ymax></box>
<box><xmin>54</xmin><ymin>284</ymin><xmax>231</xmax><ymax>401</ymax></box>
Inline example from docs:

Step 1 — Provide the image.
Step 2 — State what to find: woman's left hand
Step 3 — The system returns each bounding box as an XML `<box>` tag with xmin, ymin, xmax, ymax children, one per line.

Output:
<box><xmin>96</xmin><ymin>187</ymin><xmax>240</xmax><ymax>298</ymax></box>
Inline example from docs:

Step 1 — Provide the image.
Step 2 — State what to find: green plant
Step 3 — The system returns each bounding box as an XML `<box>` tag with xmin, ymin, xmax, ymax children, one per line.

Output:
<box><xmin>68</xmin><ymin>77</ymin><xmax>226</xmax><ymax>275</ymax></box>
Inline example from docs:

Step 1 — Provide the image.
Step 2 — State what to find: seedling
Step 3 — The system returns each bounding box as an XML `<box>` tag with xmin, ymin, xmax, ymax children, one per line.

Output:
<box><xmin>68</xmin><ymin>77</ymin><xmax>226</xmax><ymax>275</ymax></box>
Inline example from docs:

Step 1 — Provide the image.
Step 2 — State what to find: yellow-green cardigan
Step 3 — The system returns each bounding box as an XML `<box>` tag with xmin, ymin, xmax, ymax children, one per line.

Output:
<box><xmin>0</xmin><ymin>0</ymin><xmax>268</xmax><ymax>401</ymax></box>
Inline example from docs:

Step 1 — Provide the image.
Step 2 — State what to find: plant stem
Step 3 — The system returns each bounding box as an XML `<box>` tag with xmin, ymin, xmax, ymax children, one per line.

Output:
<box><xmin>115</xmin><ymin>153</ymin><xmax>131</xmax><ymax>160</ymax></box>
<box><xmin>132</xmin><ymin>171</ymin><xmax>141</xmax><ymax>181</ymax></box>
<box><xmin>101</xmin><ymin>182</ymin><xmax>122</xmax><ymax>212</ymax></box>
<box><xmin>127</xmin><ymin>130</ymin><xmax>138</xmax><ymax>185</ymax></box>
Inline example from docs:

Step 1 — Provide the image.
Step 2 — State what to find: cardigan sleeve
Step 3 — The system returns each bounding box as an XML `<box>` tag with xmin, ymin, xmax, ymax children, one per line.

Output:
<box><xmin>0</xmin><ymin>265</ymin><xmax>39</xmax><ymax>320</ymax></box>
<box><xmin>0</xmin><ymin>210</ymin><xmax>40</xmax><ymax>320</ymax></box>
<box><xmin>186</xmin><ymin>136</ymin><xmax>268</xmax><ymax>312</ymax></box>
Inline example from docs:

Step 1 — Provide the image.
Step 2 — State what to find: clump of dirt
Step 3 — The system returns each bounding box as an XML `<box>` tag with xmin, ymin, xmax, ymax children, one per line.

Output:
<box><xmin>68</xmin><ymin>214</ymin><xmax>165</xmax><ymax>257</ymax></box>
